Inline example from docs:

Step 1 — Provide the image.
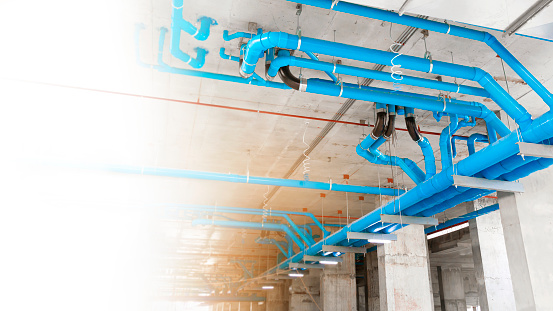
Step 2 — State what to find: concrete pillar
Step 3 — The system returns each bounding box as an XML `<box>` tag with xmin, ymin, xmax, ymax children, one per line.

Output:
<box><xmin>378</xmin><ymin>225</ymin><xmax>433</xmax><ymax>311</ymax></box>
<box><xmin>498</xmin><ymin>167</ymin><xmax>553</xmax><ymax>310</ymax></box>
<box><xmin>495</xmin><ymin>105</ymin><xmax>553</xmax><ymax>309</ymax></box>
<box><xmin>320</xmin><ymin>252</ymin><xmax>356</xmax><ymax>311</ymax></box>
<box><xmin>468</xmin><ymin>198</ymin><xmax>515</xmax><ymax>310</ymax></box>
<box><xmin>289</xmin><ymin>269</ymin><xmax>321</xmax><ymax>311</ymax></box>
<box><xmin>365</xmin><ymin>251</ymin><xmax>379</xmax><ymax>311</ymax></box>
<box><xmin>441</xmin><ymin>267</ymin><xmax>466</xmax><ymax>311</ymax></box>
<box><xmin>266</xmin><ymin>281</ymin><xmax>290</xmax><ymax>311</ymax></box>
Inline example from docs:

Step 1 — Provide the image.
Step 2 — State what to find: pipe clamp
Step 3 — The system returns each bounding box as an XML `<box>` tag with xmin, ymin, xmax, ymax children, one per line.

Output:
<box><xmin>296</xmin><ymin>37</ymin><xmax>302</xmax><ymax>50</ymax></box>
<box><xmin>299</xmin><ymin>78</ymin><xmax>307</xmax><ymax>92</ymax></box>
<box><xmin>338</xmin><ymin>83</ymin><xmax>344</xmax><ymax>97</ymax></box>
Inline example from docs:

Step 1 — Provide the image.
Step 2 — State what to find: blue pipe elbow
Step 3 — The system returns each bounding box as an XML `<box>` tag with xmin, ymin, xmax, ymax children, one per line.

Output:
<box><xmin>223</xmin><ymin>30</ymin><xmax>254</xmax><ymax>41</ymax></box>
<box><xmin>418</xmin><ymin>137</ymin><xmax>436</xmax><ymax>179</ymax></box>
<box><xmin>172</xmin><ymin>0</ymin><xmax>217</xmax><ymax>41</ymax></box>
<box><xmin>467</xmin><ymin>133</ymin><xmax>489</xmax><ymax>155</ymax></box>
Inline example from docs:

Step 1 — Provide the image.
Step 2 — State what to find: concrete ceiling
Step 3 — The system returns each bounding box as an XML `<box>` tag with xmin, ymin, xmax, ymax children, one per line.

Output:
<box><xmin>3</xmin><ymin>0</ymin><xmax>553</xmax><ymax>299</ymax></box>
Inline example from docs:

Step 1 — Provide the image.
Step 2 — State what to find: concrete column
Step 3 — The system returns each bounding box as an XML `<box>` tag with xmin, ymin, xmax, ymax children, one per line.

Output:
<box><xmin>365</xmin><ymin>251</ymin><xmax>379</xmax><ymax>311</ymax></box>
<box><xmin>266</xmin><ymin>281</ymin><xmax>290</xmax><ymax>311</ymax></box>
<box><xmin>378</xmin><ymin>225</ymin><xmax>433</xmax><ymax>311</ymax></box>
<box><xmin>468</xmin><ymin>198</ymin><xmax>515</xmax><ymax>310</ymax></box>
<box><xmin>289</xmin><ymin>269</ymin><xmax>321</xmax><ymax>311</ymax></box>
<box><xmin>441</xmin><ymin>267</ymin><xmax>466</xmax><ymax>311</ymax></box>
<box><xmin>495</xmin><ymin>105</ymin><xmax>553</xmax><ymax>309</ymax></box>
<box><xmin>498</xmin><ymin>167</ymin><xmax>553</xmax><ymax>310</ymax></box>
<box><xmin>320</xmin><ymin>252</ymin><xmax>356</xmax><ymax>311</ymax></box>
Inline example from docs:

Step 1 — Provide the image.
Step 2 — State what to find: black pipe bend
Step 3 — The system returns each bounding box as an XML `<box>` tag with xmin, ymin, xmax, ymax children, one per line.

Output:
<box><xmin>371</xmin><ymin>111</ymin><xmax>387</xmax><ymax>138</ymax></box>
<box><xmin>384</xmin><ymin>114</ymin><xmax>396</xmax><ymax>139</ymax></box>
<box><xmin>278</xmin><ymin>66</ymin><xmax>300</xmax><ymax>90</ymax></box>
<box><xmin>405</xmin><ymin>116</ymin><xmax>421</xmax><ymax>142</ymax></box>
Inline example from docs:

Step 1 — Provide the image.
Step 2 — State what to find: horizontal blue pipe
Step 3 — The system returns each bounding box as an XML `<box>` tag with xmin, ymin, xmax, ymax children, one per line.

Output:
<box><xmin>193</xmin><ymin>219</ymin><xmax>305</xmax><ymax>250</ymax></box>
<box><xmin>240</xmin><ymin>31</ymin><xmax>531</xmax><ymax>128</ymax></box>
<box><xmin>306</xmin><ymin>79</ymin><xmax>510</xmax><ymax>137</ymax></box>
<box><xmin>269</xmin><ymin>54</ymin><xmax>490</xmax><ymax>97</ymax></box>
<box><xmin>289</xmin><ymin>0</ymin><xmax>553</xmax><ymax>110</ymax></box>
<box><xmin>51</xmin><ymin>161</ymin><xmax>404</xmax><ymax>196</ymax></box>
<box><xmin>424</xmin><ymin>204</ymin><xmax>499</xmax><ymax>234</ymax></box>
<box><xmin>303</xmin><ymin>51</ymin><xmax>338</xmax><ymax>82</ymax></box>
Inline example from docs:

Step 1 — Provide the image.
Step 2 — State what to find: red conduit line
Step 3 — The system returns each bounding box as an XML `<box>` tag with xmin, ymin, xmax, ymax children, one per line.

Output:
<box><xmin>15</xmin><ymin>79</ymin><xmax>471</xmax><ymax>138</ymax></box>
<box><xmin>483</xmin><ymin>195</ymin><xmax>498</xmax><ymax>199</ymax></box>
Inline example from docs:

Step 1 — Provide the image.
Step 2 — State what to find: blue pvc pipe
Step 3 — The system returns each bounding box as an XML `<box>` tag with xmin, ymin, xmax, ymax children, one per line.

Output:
<box><xmin>306</xmin><ymin>78</ymin><xmax>510</xmax><ymax>137</ymax></box>
<box><xmin>357</xmin><ymin>134</ymin><xmax>425</xmax><ymax>184</ymax></box>
<box><xmin>468</xmin><ymin>133</ymin><xmax>489</xmax><ymax>155</ymax></box>
<box><xmin>289</xmin><ymin>0</ymin><xmax>553</xmax><ymax>111</ymax></box>
<box><xmin>166</xmin><ymin>24</ymin><xmax>209</xmax><ymax>69</ymax></box>
<box><xmin>440</xmin><ymin>115</ymin><xmax>459</xmax><ymax>170</ymax></box>
<box><xmin>172</xmin><ymin>0</ymin><xmax>216</xmax><ymax>41</ymax></box>
<box><xmin>424</xmin><ymin>204</ymin><xmax>500</xmax><ymax>234</ymax></box>
<box><xmin>166</xmin><ymin>204</ymin><xmax>328</xmax><ymax>236</ymax></box>
<box><xmin>256</xmin><ymin>237</ymin><xmax>290</xmax><ymax>257</ymax></box>
<box><xmin>223</xmin><ymin>30</ymin><xmax>254</xmax><ymax>41</ymax></box>
<box><xmin>418</xmin><ymin>137</ymin><xmax>436</xmax><ymax>180</ymax></box>
<box><xmin>193</xmin><ymin>219</ymin><xmax>305</xmax><ymax>250</ymax></box>
<box><xmin>303</xmin><ymin>51</ymin><xmax>338</xmax><ymax>82</ymax></box>
<box><xmin>190</xmin><ymin>207</ymin><xmax>315</xmax><ymax>245</ymax></box>
<box><xmin>240</xmin><ymin>32</ymin><xmax>531</xmax><ymax>128</ymax></box>
<box><xmin>135</xmin><ymin>25</ymin><xmax>289</xmax><ymax>90</ymax></box>
<box><xmin>54</xmin><ymin>161</ymin><xmax>404</xmax><ymax>196</ymax></box>
<box><xmin>269</xmin><ymin>54</ymin><xmax>490</xmax><ymax>97</ymax></box>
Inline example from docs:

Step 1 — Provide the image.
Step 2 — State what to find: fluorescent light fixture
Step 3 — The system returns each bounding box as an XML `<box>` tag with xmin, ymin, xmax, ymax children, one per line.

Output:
<box><xmin>198</xmin><ymin>293</ymin><xmax>210</xmax><ymax>297</ymax></box>
<box><xmin>319</xmin><ymin>260</ymin><xmax>339</xmax><ymax>265</ymax></box>
<box><xmin>323</xmin><ymin>251</ymin><xmax>332</xmax><ymax>256</ymax></box>
<box><xmin>367</xmin><ymin>239</ymin><xmax>392</xmax><ymax>244</ymax></box>
<box><xmin>262</xmin><ymin>286</ymin><xmax>274</xmax><ymax>290</ymax></box>
<box><xmin>288</xmin><ymin>273</ymin><xmax>304</xmax><ymax>277</ymax></box>
<box><xmin>427</xmin><ymin>222</ymin><xmax>469</xmax><ymax>240</ymax></box>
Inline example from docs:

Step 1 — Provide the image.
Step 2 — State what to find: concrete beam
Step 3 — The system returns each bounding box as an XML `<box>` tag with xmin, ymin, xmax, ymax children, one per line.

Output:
<box><xmin>380</xmin><ymin>214</ymin><xmax>439</xmax><ymax>226</ymax></box>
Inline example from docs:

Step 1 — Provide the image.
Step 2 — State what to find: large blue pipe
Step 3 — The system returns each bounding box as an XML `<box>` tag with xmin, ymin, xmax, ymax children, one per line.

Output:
<box><xmin>288</xmin><ymin>0</ymin><xmax>553</xmax><ymax>110</ymax></box>
<box><xmin>192</xmin><ymin>219</ymin><xmax>305</xmax><ymax>250</ymax></box>
<box><xmin>239</xmin><ymin>31</ymin><xmax>531</xmax><ymax>128</ymax></box>
<box><xmin>269</xmin><ymin>54</ymin><xmax>490</xmax><ymax>97</ymax></box>
<box><xmin>424</xmin><ymin>204</ymin><xmax>500</xmax><ymax>234</ymax></box>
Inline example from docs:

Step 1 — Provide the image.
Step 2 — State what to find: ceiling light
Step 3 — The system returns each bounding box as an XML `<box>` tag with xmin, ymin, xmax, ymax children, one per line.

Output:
<box><xmin>427</xmin><ymin>222</ymin><xmax>469</xmax><ymax>240</ymax></box>
<box><xmin>262</xmin><ymin>286</ymin><xmax>274</xmax><ymax>289</ymax></box>
<box><xmin>288</xmin><ymin>273</ymin><xmax>304</xmax><ymax>277</ymax></box>
<box><xmin>198</xmin><ymin>293</ymin><xmax>210</xmax><ymax>297</ymax></box>
<box><xmin>323</xmin><ymin>251</ymin><xmax>332</xmax><ymax>256</ymax></box>
<box><xmin>367</xmin><ymin>239</ymin><xmax>392</xmax><ymax>244</ymax></box>
<box><xmin>319</xmin><ymin>260</ymin><xmax>339</xmax><ymax>265</ymax></box>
